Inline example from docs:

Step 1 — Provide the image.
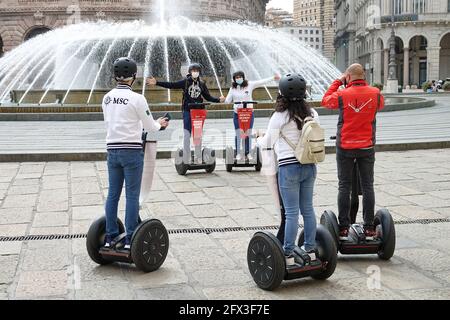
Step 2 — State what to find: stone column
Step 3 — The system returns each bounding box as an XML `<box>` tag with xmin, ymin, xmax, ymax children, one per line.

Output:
<box><xmin>373</xmin><ymin>49</ymin><xmax>383</xmax><ymax>84</ymax></box>
<box><xmin>427</xmin><ymin>46</ymin><xmax>441</xmax><ymax>81</ymax></box>
<box><xmin>403</xmin><ymin>47</ymin><xmax>410</xmax><ymax>88</ymax></box>
<box><xmin>384</xmin><ymin>48</ymin><xmax>389</xmax><ymax>84</ymax></box>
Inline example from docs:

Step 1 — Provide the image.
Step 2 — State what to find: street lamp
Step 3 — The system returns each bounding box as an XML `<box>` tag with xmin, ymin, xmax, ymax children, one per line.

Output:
<box><xmin>386</xmin><ymin>0</ymin><xmax>399</xmax><ymax>93</ymax></box>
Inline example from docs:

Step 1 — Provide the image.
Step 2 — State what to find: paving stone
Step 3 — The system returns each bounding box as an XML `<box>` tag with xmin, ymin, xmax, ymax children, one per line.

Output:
<box><xmin>29</xmin><ymin>227</ymin><xmax>69</xmax><ymax>235</ymax></box>
<box><xmin>146</xmin><ymin>201</ymin><xmax>190</xmax><ymax>217</ymax></box>
<box><xmin>162</xmin><ymin>215</ymin><xmax>202</xmax><ymax>229</ymax></box>
<box><xmin>146</xmin><ymin>190</ymin><xmax>177</xmax><ymax>203</ymax></box>
<box><xmin>198</xmin><ymin>216</ymin><xmax>239</xmax><ymax>228</ymax></box>
<box><xmin>202</xmin><ymin>186</ymin><xmax>240</xmax><ymax>199</ymax></box>
<box><xmin>187</xmin><ymin>204</ymin><xmax>228</xmax><ymax>218</ymax></box>
<box><xmin>390</xmin><ymin>205</ymin><xmax>445</xmax><ymax>220</ymax></box>
<box><xmin>71</xmin><ymin>194</ymin><xmax>103</xmax><ymax>206</ymax></box>
<box><xmin>74</xmin><ymin>280</ymin><xmax>135</xmax><ymax>300</ymax></box>
<box><xmin>0</xmin><ymin>241</ymin><xmax>23</xmax><ymax>255</ymax></box>
<box><xmin>375</xmin><ymin>183</ymin><xmax>424</xmax><ymax>196</ymax></box>
<box><xmin>401</xmin><ymin>194</ymin><xmax>450</xmax><ymax>208</ymax></box>
<box><xmin>192</xmin><ymin>177</ymin><xmax>230</xmax><ymax>188</ymax></box>
<box><xmin>228</xmin><ymin>208</ymin><xmax>279</xmax><ymax>227</ymax></box>
<box><xmin>2</xmin><ymin>194</ymin><xmax>37</xmax><ymax>208</ymax></box>
<box><xmin>0</xmin><ymin>208</ymin><xmax>33</xmax><ymax>225</ymax></box>
<box><xmin>378</xmin><ymin>264</ymin><xmax>443</xmax><ymax>290</ymax></box>
<box><xmin>173</xmin><ymin>248</ymin><xmax>237</xmax><ymax>272</ymax></box>
<box><xmin>395</xmin><ymin>248</ymin><xmax>450</xmax><ymax>272</ymax></box>
<box><xmin>0</xmin><ymin>224</ymin><xmax>28</xmax><ymax>237</ymax></box>
<box><xmin>176</xmin><ymin>192</ymin><xmax>213</xmax><ymax>206</ymax></box>
<box><xmin>7</xmin><ymin>185</ymin><xmax>40</xmax><ymax>195</ymax></box>
<box><xmin>72</xmin><ymin>206</ymin><xmax>104</xmax><ymax>221</ymax></box>
<box><xmin>0</xmin><ymin>255</ymin><xmax>19</xmax><ymax>285</ymax></box>
<box><xmin>401</xmin><ymin>288</ymin><xmax>450</xmax><ymax>300</ymax></box>
<box><xmin>216</xmin><ymin>196</ymin><xmax>260</xmax><ymax>210</ymax></box>
<box><xmin>37</xmin><ymin>190</ymin><xmax>69</xmax><ymax>212</ymax></box>
<box><xmin>167</xmin><ymin>182</ymin><xmax>200</xmax><ymax>193</ymax></box>
<box><xmin>15</xmin><ymin>270</ymin><xmax>68</xmax><ymax>299</ymax></box>
<box><xmin>33</xmin><ymin>212</ymin><xmax>69</xmax><ymax>227</ymax></box>
<box><xmin>191</xmin><ymin>269</ymin><xmax>253</xmax><ymax>287</ymax></box>
<box><xmin>71</xmin><ymin>181</ymin><xmax>101</xmax><ymax>195</ymax></box>
<box><xmin>22</xmin><ymin>240</ymin><xmax>70</xmax><ymax>271</ymax></box>
<box><xmin>124</xmin><ymin>256</ymin><xmax>188</xmax><ymax>289</ymax></box>
<box><xmin>12</xmin><ymin>179</ymin><xmax>40</xmax><ymax>186</ymax></box>
<box><xmin>136</xmin><ymin>284</ymin><xmax>203</xmax><ymax>300</ymax></box>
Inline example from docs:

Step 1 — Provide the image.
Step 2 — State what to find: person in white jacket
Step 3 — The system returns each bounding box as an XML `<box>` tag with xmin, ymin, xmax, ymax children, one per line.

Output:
<box><xmin>225</xmin><ymin>71</ymin><xmax>280</xmax><ymax>161</ymax></box>
<box><xmin>102</xmin><ymin>57</ymin><xmax>168</xmax><ymax>250</ymax></box>
<box><xmin>256</xmin><ymin>74</ymin><xmax>319</xmax><ymax>267</ymax></box>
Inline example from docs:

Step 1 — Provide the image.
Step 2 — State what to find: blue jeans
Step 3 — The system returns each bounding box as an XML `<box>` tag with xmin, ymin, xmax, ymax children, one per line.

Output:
<box><xmin>278</xmin><ymin>163</ymin><xmax>317</xmax><ymax>254</ymax></box>
<box><xmin>106</xmin><ymin>149</ymin><xmax>144</xmax><ymax>238</ymax></box>
<box><xmin>183</xmin><ymin>110</ymin><xmax>202</xmax><ymax>163</ymax></box>
<box><xmin>233</xmin><ymin>112</ymin><xmax>254</xmax><ymax>156</ymax></box>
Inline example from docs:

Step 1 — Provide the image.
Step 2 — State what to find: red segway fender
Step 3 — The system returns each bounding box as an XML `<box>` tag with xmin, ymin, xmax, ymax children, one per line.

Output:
<box><xmin>190</xmin><ymin>109</ymin><xmax>207</xmax><ymax>147</ymax></box>
<box><xmin>237</xmin><ymin>108</ymin><xmax>254</xmax><ymax>138</ymax></box>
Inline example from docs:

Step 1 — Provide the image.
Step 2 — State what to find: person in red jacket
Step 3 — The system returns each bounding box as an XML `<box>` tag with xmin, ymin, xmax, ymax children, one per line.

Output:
<box><xmin>322</xmin><ymin>64</ymin><xmax>385</xmax><ymax>240</ymax></box>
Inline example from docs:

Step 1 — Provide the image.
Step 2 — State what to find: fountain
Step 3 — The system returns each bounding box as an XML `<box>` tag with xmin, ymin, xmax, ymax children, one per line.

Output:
<box><xmin>0</xmin><ymin>1</ymin><xmax>341</xmax><ymax>108</ymax></box>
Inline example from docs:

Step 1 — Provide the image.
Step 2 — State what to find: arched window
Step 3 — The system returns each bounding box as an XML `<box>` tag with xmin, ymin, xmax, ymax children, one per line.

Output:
<box><xmin>24</xmin><ymin>27</ymin><xmax>51</xmax><ymax>41</ymax></box>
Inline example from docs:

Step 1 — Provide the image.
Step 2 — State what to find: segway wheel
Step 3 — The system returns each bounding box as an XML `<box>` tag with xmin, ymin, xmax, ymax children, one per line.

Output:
<box><xmin>298</xmin><ymin>225</ymin><xmax>337</xmax><ymax>280</ymax></box>
<box><xmin>247</xmin><ymin>232</ymin><xmax>285</xmax><ymax>291</ymax></box>
<box><xmin>225</xmin><ymin>146</ymin><xmax>234</xmax><ymax>172</ymax></box>
<box><xmin>131</xmin><ymin>219</ymin><xmax>169</xmax><ymax>272</ymax></box>
<box><xmin>255</xmin><ymin>147</ymin><xmax>262</xmax><ymax>172</ymax></box>
<box><xmin>86</xmin><ymin>216</ymin><xmax>125</xmax><ymax>265</ymax></box>
<box><xmin>374</xmin><ymin>209</ymin><xmax>396</xmax><ymax>260</ymax></box>
<box><xmin>320</xmin><ymin>210</ymin><xmax>340</xmax><ymax>251</ymax></box>
<box><xmin>205</xmin><ymin>161</ymin><xmax>216</xmax><ymax>174</ymax></box>
<box><xmin>175</xmin><ymin>149</ymin><xmax>188</xmax><ymax>176</ymax></box>
<box><xmin>203</xmin><ymin>148</ymin><xmax>216</xmax><ymax>165</ymax></box>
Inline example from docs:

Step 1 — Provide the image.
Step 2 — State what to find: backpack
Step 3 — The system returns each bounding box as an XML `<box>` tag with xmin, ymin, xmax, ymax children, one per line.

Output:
<box><xmin>279</xmin><ymin>116</ymin><xmax>325</xmax><ymax>164</ymax></box>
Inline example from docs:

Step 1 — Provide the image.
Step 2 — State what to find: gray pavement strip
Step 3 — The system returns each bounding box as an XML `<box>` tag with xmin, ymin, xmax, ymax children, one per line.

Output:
<box><xmin>1</xmin><ymin>218</ymin><xmax>450</xmax><ymax>242</ymax></box>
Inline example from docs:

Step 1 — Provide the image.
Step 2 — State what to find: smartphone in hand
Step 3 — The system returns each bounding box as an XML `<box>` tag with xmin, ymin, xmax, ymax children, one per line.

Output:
<box><xmin>160</xmin><ymin>113</ymin><xmax>171</xmax><ymax>131</ymax></box>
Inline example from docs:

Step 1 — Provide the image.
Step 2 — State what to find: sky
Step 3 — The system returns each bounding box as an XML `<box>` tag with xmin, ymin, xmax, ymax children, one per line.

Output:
<box><xmin>267</xmin><ymin>0</ymin><xmax>294</xmax><ymax>13</ymax></box>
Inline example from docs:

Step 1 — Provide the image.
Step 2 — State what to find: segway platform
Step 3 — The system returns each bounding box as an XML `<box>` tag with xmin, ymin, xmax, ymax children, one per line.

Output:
<box><xmin>247</xmin><ymin>225</ymin><xmax>337</xmax><ymax>291</ymax></box>
<box><xmin>321</xmin><ymin>209</ymin><xmax>395</xmax><ymax>260</ymax></box>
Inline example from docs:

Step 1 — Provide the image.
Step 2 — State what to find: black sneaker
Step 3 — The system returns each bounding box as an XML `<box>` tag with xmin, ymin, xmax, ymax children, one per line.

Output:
<box><xmin>124</xmin><ymin>236</ymin><xmax>132</xmax><ymax>250</ymax></box>
<box><xmin>104</xmin><ymin>235</ymin><xmax>113</xmax><ymax>248</ymax></box>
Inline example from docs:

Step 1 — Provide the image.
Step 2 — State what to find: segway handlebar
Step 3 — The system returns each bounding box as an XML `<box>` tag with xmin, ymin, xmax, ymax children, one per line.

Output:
<box><xmin>234</xmin><ymin>101</ymin><xmax>258</xmax><ymax>108</ymax></box>
<box><xmin>188</xmin><ymin>102</ymin><xmax>211</xmax><ymax>110</ymax></box>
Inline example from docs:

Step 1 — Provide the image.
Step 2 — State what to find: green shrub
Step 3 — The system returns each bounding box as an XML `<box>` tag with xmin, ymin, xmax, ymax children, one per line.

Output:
<box><xmin>372</xmin><ymin>83</ymin><xmax>383</xmax><ymax>91</ymax></box>
<box><xmin>422</xmin><ymin>81</ymin><xmax>432</xmax><ymax>92</ymax></box>
<box><xmin>443</xmin><ymin>82</ymin><xmax>450</xmax><ymax>91</ymax></box>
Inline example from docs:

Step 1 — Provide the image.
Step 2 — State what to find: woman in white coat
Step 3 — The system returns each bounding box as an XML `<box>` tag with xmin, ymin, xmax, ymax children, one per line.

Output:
<box><xmin>225</xmin><ymin>71</ymin><xmax>280</xmax><ymax>161</ymax></box>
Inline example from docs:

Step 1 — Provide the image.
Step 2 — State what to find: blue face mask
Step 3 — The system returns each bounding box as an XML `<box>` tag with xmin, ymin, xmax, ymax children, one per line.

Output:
<box><xmin>236</xmin><ymin>78</ymin><xmax>244</xmax><ymax>85</ymax></box>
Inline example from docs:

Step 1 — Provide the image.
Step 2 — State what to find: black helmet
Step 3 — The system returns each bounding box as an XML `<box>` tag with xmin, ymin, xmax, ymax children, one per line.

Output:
<box><xmin>232</xmin><ymin>71</ymin><xmax>245</xmax><ymax>81</ymax></box>
<box><xmin>188</xmin><ymin>63</ymin><xmax>202</xmax><ymax>74</ymax></box>
<box><xmin>113</xmin><ymin>57</ymin><xmax>137</xmax><ymax>80</ymax></box>
<box><xmin>279</xmin><ymin>73</ymin><xmax>307</xmax><ymax>100</ymax></box>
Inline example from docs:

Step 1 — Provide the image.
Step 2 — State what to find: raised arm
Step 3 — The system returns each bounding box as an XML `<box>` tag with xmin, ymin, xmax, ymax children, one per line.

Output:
<box><xmin>321</xmin><ymin>79</ymin><xmax>343</xmax><ymax>110</ymax></box>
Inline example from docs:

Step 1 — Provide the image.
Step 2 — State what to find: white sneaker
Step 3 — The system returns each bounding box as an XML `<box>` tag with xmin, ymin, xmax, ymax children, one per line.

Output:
<box><xmin>236</xmin><ymin>154</ymin><xmax>243</xmax><ymax>162</ymax></box>
<box><xmin>247</xmin><ymin>154</ymin><xmax>254</xmax><ymax>162</ymax></box>
<box><xmin>285</xmin><ymin>255</ymin><xmax>296</xmax><ymax>266</ymax></box>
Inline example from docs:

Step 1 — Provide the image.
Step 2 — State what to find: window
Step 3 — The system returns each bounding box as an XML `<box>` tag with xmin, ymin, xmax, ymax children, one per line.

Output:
<box><xmin>448</xmin><ymin>0</ymin><xmax>450</xmax><ymax>12</ymax></box>
<box><xmin>316</xmin><ymin>38</ymin><xmax>320</xmax><ymax>42</ymax></box>
<box><xmin>413</xmin><ymin>0</ymin><xmax>426</xmax><ymax>14</ymax></box>
<box><xmin>299</xmin><ymin>30</ymin><xmax>303</xmax><ymax>34</ymax></box>
<box><xmin>394</xmin><ymin>0</ymin><xmax>403</xmax><ymax>14</ymax></box>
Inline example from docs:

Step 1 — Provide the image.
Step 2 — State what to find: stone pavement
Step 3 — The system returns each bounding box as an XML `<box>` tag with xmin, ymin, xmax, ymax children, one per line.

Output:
<box><xmin>1</xmin><ymin>149</ymin><xmax>450</xmax><ymax>300</ymax></box>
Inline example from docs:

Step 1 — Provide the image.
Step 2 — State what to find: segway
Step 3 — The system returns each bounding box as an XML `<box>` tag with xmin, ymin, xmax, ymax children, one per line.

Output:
<box><xmin>175</xmin><ymin>102</ymin><xmax>216</xmax><ymax>175</ymax></box>
<box><xmin>86</xmin><ymin>126</ymin><xmax>170</xmax><ymax>273</ymax></box>
<box><xmin>225</xmin><ymin>101</ymin><xmax>262</xmax><ymax>172</ymax></box>
<box><xmin>320</xmin><ymin>137</ymin><xmax>396</xmax><ymax>260</ymax></box>
<box><xmin>247</xmin><ymin>225</ymin><xmax>337</xmax><ymax>291</ymax></box>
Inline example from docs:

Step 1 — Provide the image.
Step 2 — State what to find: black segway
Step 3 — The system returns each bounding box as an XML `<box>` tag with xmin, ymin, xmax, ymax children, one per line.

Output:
<box><xmin>247</xmin><ymin>225</ymin><xmax>337</xmax><ymax>291</ymax></box>
<box><xmin>86</xmin><ymin>126</ymin><xmax>170</xmax><ymax>273</ymax></box>
<box><xmin>225</xmin><ymin>101</ymin><xmax>262</xmax><ymax>172</ymax></box>
<box><xmin>320</xmin><ymin>137</ymin><xmax>396</xmax><ymax>260</ymax></box>
<box><xmin>175</xmin><ymin>102</ymin><xmax>216</xmax><ymax>175</ymax></box>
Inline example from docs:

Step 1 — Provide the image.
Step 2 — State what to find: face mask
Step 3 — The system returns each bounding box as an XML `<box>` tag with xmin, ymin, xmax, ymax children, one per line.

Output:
<box><xmin>191</xmin><ymin>72</ymin><xmax>200</xmax><ymax>79</ymax></box>
<box><xmin>236</xmin><ymin>78</ymin><xmax>244</xmax><ymax>85</ymax></box>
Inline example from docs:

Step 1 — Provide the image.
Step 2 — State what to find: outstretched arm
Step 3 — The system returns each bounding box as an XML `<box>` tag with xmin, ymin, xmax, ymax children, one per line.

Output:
<box><xmin>147</xmin><ymin>77</ymin><xmax>186</xmax><ymax>89</ymax></box>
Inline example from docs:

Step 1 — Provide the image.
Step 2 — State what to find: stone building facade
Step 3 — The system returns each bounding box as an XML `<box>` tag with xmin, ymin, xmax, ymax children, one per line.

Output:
<box><xmin>335</xmin><ymin>0</ymin><xmax>450</xmax><ymax>87</ymax></box>
<box><xmin>293</xmin><ymin>0</ymin><xmax>336</xmax><ymax>61</ymax></box>
<box><xmin>0</xmin><ymin>0</ymin><xmax>269</xmax><ymax>55</ymax></box>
